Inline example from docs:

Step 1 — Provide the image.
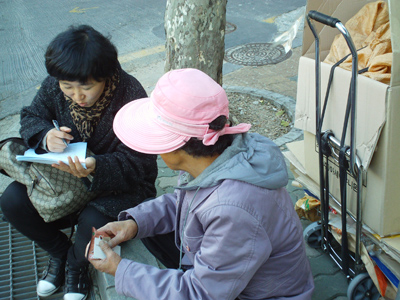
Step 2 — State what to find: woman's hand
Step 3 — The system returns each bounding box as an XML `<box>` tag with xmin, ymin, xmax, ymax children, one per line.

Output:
<box><xmin>46</xmin><ymin>127</ymin><xmax>74</xmax><ymax>152</ymax></box>
<box><xmin>88</xmin><ymin>240</ymin><xmax>122</xmax><ymax>276</ymax></box>
<box><xmin>96</xmin><ymin>220</ymin><xmax>138</xmax><ymax>248</ymax></box>
<box><xmin>87</xmin><ymin>220</ymin><xmax>138</xmax><ymax>276</ymax></box>
<box><xmin>52</xmin><ymin>156</ymin><xmax>96</xmax><ymax>178</ymax></box>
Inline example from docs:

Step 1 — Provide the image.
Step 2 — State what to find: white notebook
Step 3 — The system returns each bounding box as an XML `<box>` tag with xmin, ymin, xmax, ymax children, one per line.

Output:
<box><xmin>16</xmin><ymin>142</ymin><xmax>88</xmax><ymax>168</ymax></box>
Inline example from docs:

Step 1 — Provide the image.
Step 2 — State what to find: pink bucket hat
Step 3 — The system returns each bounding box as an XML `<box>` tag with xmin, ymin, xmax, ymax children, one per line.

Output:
<box><xmin>113</xmin><ymin>68</ymin><xmax>251</xmax><ymax>154</ymax></box>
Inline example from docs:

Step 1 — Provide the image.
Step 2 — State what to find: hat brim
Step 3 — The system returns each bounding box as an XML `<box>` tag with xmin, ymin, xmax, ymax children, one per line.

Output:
<box><xmin>113</xmin><ymin>98</ymin><xmax>188</xmax><ymax>154</ymax></box>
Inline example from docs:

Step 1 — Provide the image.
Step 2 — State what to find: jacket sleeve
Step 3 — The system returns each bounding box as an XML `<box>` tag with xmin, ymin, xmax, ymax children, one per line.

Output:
<box><xmin>119</xmin><ymin>192</ymin><xmax>178</xmax><ymax>237</ymax></box>
<box><xmin>88</xmin><ymin>143</ymin><xmax>157</xmax><ymax>194</ymax></box>
<box><xmin>115</xmin><ymin>205</ymin><xmax>271</xmax><ymax>300</ymax></box>
<box><xmin>19</xmin><ymin>77</ymin><xmax>59</xmax><ymax>149</ymax></box>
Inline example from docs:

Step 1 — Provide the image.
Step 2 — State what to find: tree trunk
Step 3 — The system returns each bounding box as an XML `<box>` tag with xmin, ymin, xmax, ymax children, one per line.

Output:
<box><xmin>164</xmin><ymin>0</ymin><xmax>227</xmax><ymax>85</ymax></box>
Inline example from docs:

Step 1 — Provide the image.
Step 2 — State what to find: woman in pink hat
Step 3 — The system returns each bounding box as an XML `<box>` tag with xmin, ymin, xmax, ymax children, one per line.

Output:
<box><xmin>89</xmin><ymin>68</ymin><xmax>314</xmax><ymax>300</ymax></box>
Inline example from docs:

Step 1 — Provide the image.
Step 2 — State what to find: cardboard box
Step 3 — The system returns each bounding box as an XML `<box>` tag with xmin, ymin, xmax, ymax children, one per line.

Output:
<box><xmin>287</xmin><ymin>0</ymin><xmax>400</xmax><ymax>237</ymax></box>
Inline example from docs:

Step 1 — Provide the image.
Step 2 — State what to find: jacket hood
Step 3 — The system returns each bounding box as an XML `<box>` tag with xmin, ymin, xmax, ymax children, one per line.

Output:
<box><xmin>181</xmin><ymin>133</ymin><xmax>288</xmax><ymax>190</ymax></box>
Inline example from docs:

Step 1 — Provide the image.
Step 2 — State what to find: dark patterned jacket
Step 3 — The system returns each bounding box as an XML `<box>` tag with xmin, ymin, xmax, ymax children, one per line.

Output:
<box><xmin>19</xmin><ymin>68</ymin><xmax>158</xmax><ymax>218</ymax></box>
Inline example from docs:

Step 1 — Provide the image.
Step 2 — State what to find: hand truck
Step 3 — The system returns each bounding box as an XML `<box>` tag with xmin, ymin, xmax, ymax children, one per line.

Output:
<box><xmin>302</xmin><ymin>10</ymin><xmax>381</xmax><ymax>300</ymax></box>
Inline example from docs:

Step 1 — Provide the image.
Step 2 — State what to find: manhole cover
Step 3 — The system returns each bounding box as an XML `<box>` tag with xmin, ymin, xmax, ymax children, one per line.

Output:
<box><xmin>224</xmin><ymin>43</ymin><xmax>292</xmax><ymax>66</ymax></box>
<box><xmin>225</xmin><ymin>22</ymin><xmax>237</xmax><ymax>34</ymax></box>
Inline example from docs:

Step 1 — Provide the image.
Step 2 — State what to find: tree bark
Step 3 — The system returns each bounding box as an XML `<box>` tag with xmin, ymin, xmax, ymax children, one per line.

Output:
<box><xmin>164</xmin><ymin>0</ymin><xmax>227</xmax><ymax>85</ymax></box>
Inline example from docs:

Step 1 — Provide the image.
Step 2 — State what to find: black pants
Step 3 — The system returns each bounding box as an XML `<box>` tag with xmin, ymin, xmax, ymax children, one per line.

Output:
<box><xmin>0</xmin><ymin>181</ymin><xmax>114</xmax><ymax>268</ymax></box>
<box><xmin>141</xmin><ymin>231</ymin><xmax>181</xmax><ymax>269</ymax></box>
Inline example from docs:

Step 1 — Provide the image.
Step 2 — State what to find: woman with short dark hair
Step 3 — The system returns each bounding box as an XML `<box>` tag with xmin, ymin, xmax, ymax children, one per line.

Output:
<box><xmin>45</xmin><ymin>24</ymin><xmax>118</xmax><ymax>83</ymax></box>
<box><xmin>0</xmin><ymin>25</ymin><xmax>158</xmax><ymax>300</ymax></box>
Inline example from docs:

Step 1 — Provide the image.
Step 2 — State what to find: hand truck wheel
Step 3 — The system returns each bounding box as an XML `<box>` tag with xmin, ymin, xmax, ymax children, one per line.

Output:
<box><xmin>347</xmin><ymin>272</ymin><xmax>380</xmax><ymax>300</ymax></box>
<box><xmin>303</xmin><ymin>221</ymin><xmax>322</xmax><ymax>249</ymax></box>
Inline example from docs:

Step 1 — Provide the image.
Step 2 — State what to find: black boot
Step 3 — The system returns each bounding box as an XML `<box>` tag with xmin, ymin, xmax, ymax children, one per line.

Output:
<box><xmin>64</xmin><ymin>263</ymin><xmax>89</xmax><ymax>300</ymax></box>
<box><xmin>37</xmin><ymin>257</ymin><xmax>66</xmax><ymax>297</ymax></box>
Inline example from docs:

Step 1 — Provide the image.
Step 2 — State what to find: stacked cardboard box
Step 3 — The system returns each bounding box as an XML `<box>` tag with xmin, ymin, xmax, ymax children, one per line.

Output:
<box><xmin>286</xmin><ymin>0</ymin><xmax>400</xmax><ymax>237</ymax></box>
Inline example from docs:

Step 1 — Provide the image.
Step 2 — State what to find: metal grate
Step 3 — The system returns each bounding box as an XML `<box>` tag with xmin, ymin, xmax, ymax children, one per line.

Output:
<box><xmin>225</xmin><ymin>43</ymin><xmax>292</xmax><ymax>66</ymax></box>
<box><xmin>0</xmin><ymin>211</ymin><xmax>96</xmax><ymax>300</ymax></box>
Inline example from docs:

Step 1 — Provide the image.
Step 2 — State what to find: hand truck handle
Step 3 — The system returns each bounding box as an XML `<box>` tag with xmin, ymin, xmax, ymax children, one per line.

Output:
<box><xmin>308</xmin><ymin>10</ymin><xmax>340</xmax><ymax>27</ymax></box>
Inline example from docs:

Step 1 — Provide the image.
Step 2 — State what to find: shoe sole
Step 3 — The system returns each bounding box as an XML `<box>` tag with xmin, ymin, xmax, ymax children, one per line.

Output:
<box><xmin>63</xmin><ymin>293</ymin><xmax>88</xmax><ymax>300</ymax></box>
<box><xmin>37</xmin><ymin>286</ymin><xmax>60</xmax><ymax>297</ymax></box>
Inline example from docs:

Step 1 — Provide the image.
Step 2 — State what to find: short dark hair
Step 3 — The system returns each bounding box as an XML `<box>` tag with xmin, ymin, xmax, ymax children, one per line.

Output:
<box><xmin>180</xmin><ymin>116</ymin><xmax>233</xmax><ymax>157</ymax></box>
<box><xmin>45</xmin><ymin>25</ymin><xmax>118</xmax><ymax>82</ymax></box>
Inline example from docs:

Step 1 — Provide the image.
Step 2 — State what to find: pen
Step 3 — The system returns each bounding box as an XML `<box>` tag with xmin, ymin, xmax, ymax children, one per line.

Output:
<box><xmin>52</xmin><ymin>120</ymin><xmax>69</xmax><ymax>147</ymax></box>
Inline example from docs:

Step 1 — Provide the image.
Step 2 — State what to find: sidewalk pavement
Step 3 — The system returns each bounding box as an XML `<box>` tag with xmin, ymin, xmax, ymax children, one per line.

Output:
<box><xmin>91</xmin><ymin>46</ymin><xmax>349</xmax><ymax>300</ymax></box>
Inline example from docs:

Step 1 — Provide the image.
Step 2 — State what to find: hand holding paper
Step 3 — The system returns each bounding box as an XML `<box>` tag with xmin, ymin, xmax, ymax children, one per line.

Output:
<box><xmin>87</xmin><ymin>227</ymin><xmax>122</xmax><ymax>276</ymax></box>
<box><xmin>53</xmin><ymin>155</ymin><xmax>96</xmax><ymax>178</ymax></box>
<box><xmin>88</xmin><ymin>227</ymin><xmax>121</xmax><ymax>260</ymax></box>
<box><xmin>16</xmin><ymin>142</ymin><xmax>88</xmax><ymax>167</ymax></box>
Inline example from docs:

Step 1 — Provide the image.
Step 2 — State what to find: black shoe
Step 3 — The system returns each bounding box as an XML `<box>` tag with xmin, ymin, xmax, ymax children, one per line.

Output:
<box><xmin>63</xmin><ymin>263</ymin><xmax>89</xmax><ymax>300</ymax></box>
<box><xmin>37</xmin><ymin>257</ymin><xmax>66</xmax><ymax>297</ymax></box>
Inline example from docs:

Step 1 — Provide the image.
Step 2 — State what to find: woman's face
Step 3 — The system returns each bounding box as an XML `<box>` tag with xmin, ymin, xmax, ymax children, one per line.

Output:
<box><xmin>59</xmin><ymin>77</ymin><xmax>106</xmax><ymax>108</ymax></box>
<box><xmin>160</xmin><ymin>151</ymin><xmax>181</xmax><ymax>171</ymax></box>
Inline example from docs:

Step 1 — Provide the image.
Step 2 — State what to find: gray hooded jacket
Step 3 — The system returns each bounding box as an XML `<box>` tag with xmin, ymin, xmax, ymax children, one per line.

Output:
<box><xmin>117</xmin><ymin>133</ymin><xmax>314</xmax><ymax>299</ymax></box>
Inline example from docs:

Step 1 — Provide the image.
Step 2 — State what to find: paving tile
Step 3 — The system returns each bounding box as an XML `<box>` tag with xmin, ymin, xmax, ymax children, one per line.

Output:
<box><xmin>311</xmin><ymin>253</ymin><xmax>344</xmax><ymax>276</ymax></box>
<box><xmin>156</xmin><ymin>176</ymin><xmax>179</xmax><ymax>195</ymax></box>
<box><xmin>305</xmin><ymin>244</ymin><xmax>324</xmax><ymax>259</ymax></box>
<box><xmin>312</xmin><ymin>272</ymin><xmax>349</xmax><ymax>300</ymax></box>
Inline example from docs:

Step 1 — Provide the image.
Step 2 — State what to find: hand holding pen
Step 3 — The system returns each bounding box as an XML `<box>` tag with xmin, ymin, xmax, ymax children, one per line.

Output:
<box><xmin>52</xmin><ymin>120</ymin><xmax>69</xmax><ymax>147</ymax></box>
<box><xmin>47</xmin><ymin>120</ymin><xmax>73</xmax><ymax>152</ymax></box>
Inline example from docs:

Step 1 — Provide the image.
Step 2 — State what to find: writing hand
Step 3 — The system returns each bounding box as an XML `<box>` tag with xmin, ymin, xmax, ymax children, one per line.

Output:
<box><xmin>47</xmin><ymin>127</ymin><xmax>74</xmax><ymax>152</ymax></box>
